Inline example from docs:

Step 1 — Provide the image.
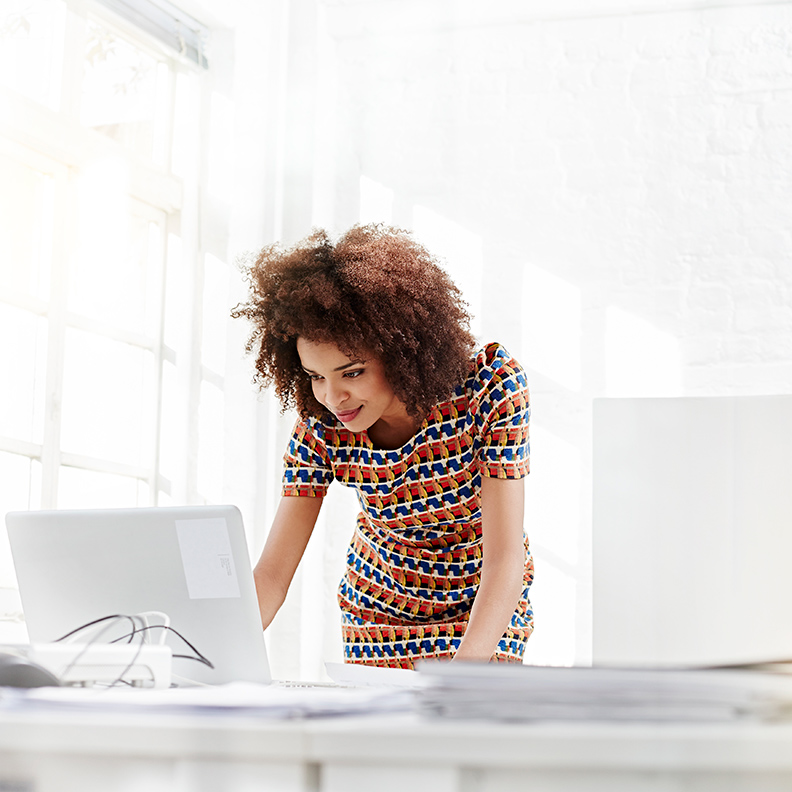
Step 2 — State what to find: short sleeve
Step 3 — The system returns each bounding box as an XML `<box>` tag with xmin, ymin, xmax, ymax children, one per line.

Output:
<box><xmin>469</xmin><ymin>343</ymin><xmax>530</xmax><ymax>479</ymax></box>
<box><xmin>282</xmin><ymin>417</ymin><xmax>334</xmax><ymax>497</ymax></box>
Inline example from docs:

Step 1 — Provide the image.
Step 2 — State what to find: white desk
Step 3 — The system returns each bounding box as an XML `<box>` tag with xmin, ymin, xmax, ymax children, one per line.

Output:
<box><xmin>2</xmin><ymin>706</ymin><xmax>792</xmax><ymax>792</ymax></box>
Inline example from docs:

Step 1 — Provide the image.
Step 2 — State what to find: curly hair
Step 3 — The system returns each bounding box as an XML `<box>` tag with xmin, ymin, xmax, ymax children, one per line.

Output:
<box><xmin>232</xmin><ymin>224</ymin><xmax>476</xmax><ymax>419</ymax></box>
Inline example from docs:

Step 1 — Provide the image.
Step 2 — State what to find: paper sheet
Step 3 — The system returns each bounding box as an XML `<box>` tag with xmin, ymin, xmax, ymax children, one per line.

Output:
<box><xmin>175</xmin><ymin>518</ymin><xmax>240</xmax><ymax>599</ymax></box>
<box><xmin>2</xmin><ymin>681</ymin><xmax>415</xmax><ymax>719</ymax></box>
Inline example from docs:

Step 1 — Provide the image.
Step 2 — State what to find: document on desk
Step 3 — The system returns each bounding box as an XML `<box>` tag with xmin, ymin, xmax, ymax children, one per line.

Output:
<box><xmin>0</xmin><ymin>682</ymin><xmax>415</xmax><ymax>719</ymax></box>
<box><xmin>416</xmin><ymin>662</ymin><xmax>792</xmax><ymax>723</ymax></box>
<box><xmin>324</xmin><ymin>662</ymin><xmax>421</xmax><ymax>688</ymax></box>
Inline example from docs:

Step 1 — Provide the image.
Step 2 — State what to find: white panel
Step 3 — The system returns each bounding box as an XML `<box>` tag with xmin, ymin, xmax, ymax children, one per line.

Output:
<box><xmin>593</xmin><ymin>396</ymin><xmax>792</xmax><ymax>666</ymax></box>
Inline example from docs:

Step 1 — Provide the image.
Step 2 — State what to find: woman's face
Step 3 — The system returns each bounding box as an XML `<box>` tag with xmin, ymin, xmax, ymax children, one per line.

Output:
<box><xmin>296</xmin><ymin>338</ymin><xmax>407</xmax><ymax>433</ymax></box>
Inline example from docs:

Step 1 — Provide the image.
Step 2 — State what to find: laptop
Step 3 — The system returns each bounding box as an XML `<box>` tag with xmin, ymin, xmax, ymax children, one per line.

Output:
<box><xmin>5</xmin><ymin>504</ymin><xmax>271</xmax><ymax>686</ymax></box>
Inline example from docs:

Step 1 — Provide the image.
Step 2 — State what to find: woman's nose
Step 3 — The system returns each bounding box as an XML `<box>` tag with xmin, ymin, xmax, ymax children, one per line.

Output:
<box><xmin>324</xmin><ymin>379</ymin><xmax>348</xmax><ymax>407</ymax></box>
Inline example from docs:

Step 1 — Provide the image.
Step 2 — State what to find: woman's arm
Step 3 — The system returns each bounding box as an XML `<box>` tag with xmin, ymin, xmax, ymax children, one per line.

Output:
<box><xmin>253</xmin><ymin>494</ymin><xmax>324</xmax><ymax>630</ymax></box>
<box><xmin>453</xmin><ymin>475</ymin><xmax>526</xmax><ymax>662</ymax></box>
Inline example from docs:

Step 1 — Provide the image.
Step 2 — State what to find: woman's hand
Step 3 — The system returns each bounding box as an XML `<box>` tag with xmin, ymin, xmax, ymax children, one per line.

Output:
<box><xmin>253</xmin><ymin>495</ymin><xmax>324</xmax><ymax>631</ymax></box>
<box><xmin>452</xmin><ymin>475</ymin><xmax>526</xmax><ymax>662</ymax></box>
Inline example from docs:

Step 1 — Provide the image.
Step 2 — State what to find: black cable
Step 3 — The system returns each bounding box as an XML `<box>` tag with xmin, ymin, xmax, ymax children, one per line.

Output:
<box><xmin>172</xmin><ymin>653</ymin><xmax>212</xmax><ymax>665</ymax></box>
<box><xmin>52</xmin><ymin>614</ymin><xmax>215</xmax><ymax>685</ymax></box>
<box><xmin>54</xmin><ymin>614</ymin><xmax>138</xmax><ymax>644</ymax></box>
<box><xmin>108</xmin><ymin>624</ymin><xmax>215</xmax><ymax>668</ymax></box>
<box><xmin>56</xmin><ymin>615</ymin><xmax>141</xmax><ymax>685</ymax></box>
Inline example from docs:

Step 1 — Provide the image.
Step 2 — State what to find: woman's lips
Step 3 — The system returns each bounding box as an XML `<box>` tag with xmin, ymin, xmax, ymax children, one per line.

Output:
<box><xmin>335</xmin><ymin>406</ymin><xmax>362</xmax><ymax>422</ymax></box>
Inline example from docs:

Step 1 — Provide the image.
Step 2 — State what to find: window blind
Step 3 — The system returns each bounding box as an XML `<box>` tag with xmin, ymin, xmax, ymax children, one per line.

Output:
<box><xmin>95</xmin><ymin>0</ymin><xmax>209</xmax><ymax>67</ymax></box>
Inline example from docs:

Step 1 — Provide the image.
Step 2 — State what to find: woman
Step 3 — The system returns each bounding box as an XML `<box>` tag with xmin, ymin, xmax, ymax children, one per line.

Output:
<box><xmin>233</xmin><ymin>224</ymin><xmax>534</xmax><ymax>667</ymax></box>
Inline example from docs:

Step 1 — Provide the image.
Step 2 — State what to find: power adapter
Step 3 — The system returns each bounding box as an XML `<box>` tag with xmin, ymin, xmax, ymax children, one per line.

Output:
<box><xmin>29</xmin><ymin>642</ymin><xmax>172</xmax><ymax>688</ymax></box>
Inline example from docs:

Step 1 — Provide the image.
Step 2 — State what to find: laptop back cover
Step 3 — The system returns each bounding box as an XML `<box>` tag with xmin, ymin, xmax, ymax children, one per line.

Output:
<box><xmin>6</xmin><ymin>504</ymin><xmax>270</xmax><ymax>685</ymax></box>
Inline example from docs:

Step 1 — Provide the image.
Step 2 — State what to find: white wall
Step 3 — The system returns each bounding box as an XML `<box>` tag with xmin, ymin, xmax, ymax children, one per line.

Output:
<box><xmin>198</xmin><ymin>0</ymin><xmax>792</xmax><ymax>673</ymax></box>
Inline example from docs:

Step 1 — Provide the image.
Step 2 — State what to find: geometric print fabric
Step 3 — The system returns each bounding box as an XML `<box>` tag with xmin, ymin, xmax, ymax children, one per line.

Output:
<box><xmin>282</xmin><ymin>342</ymin><xmax>534</xmax><ymax>668</ymax></box>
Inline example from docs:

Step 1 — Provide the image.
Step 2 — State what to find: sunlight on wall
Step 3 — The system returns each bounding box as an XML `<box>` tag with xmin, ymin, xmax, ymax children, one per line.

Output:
<box><xmin>412</xmin><ymin>206</ymin><xmax>483</xmax><ymax>337</ymax></box>
<box><xmin>197</xmin><ymin>380</ymin><xmax>224</xmax><ymax>503</ymax></box>
<box><xmin>0</xmin><ymin>153</ymin><xmax>54</xmax><ymax>299</ymax></box>
<box><xmin>527</xmin><ymin>424</ymin><xmax>581</xmax><ymax>566</ymax></box>
<box><xmin>57</xmin><ymin>466</ymin><xmax>148</xmax><ymax>509</ymax></box>
<box><xmin>158</xmin><ymin>358</ymin><xmax>179</xmax><ymax>498</ymax></box>
<box><xmin>605</xmin><ymin>306</ymin><xmax>682</xmax><ymax>396</ymax></box>
<box><xmin>60</xmin><ymin>328</ymin><xmax>156</xmax><ymax>467</ymax></box>
<box><xmin>359</xmin><ymin>175</ymin><xmax>393</xmax><ymax>225</ymax></box>
<box><xmin>0</xmin><ymin>0</ymin><xmax>65</xmax><ymax>111</ymax></box>
<box><xmin>72</xmin><ymin>157</ymin><xmax>131</xmax><ymax>319</ymax></box>
<box><xmin>81</xmin><ymin>22</ymin><xmax>168</xmax><ymax>164</ymax></box>
<box><xmin>523</xmin><ymin>423</ymin><xmax>582</xmax><ymax>667</ymax></box>
<box><xmin>163</xmin><ymin>232</ymin><xmax>184</xmax><ymax>349</ymax></box>
<box><xmin>207</xmin><ymin>90</ymin><xmax>234</xmax><ymax>202</ymax></box>
<box><xmin>201</xmin><ymin>253</ymin><xmax>229</xmax><ymax>375</ymax></box>
<box><xmin>0</xmin><ymin>452</ymin><xmax>39</xmax><ymax>587</ymax></box>
<box><xmin>299</xmin><ymin>512</ymin><xmax>330</xmax><ymax>680</ymax></box>
<box><xmin>159</xmin><ymin>232</ymin><xmax>187</xmax><ymax>503</ymax></box>
<box><xmin>524</xmin><ymin>561</ymin><xmax>578</xmax><ymax>667</ymax></box>
<box><xmin>523</xmin><ymin>264</ymin><xmax>582</xmax><ymax>392</ymax></box>
<box><xmin>171</xmin><ymin>72</ymin><xmax>200</xmax><ymax>179</ymax></box>
<box><xmin>0</xmin><ymin>306</ymin><xmax>46</xmax><ymax>446</ymax></box>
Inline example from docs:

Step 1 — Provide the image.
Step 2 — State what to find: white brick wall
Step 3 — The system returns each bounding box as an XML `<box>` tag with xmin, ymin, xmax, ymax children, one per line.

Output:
<box><xmin>312</xmin><ymin>1</ymin><xmax>792</xmax><ymax>666</ymax></box>
<box><xmin>209</xmin><ymin>0</ymin><xmax>792</xmax><ymax>673</ymax></box>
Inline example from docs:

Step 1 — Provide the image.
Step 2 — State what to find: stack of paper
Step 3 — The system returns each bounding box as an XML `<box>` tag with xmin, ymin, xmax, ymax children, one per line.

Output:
<box><xmin>416</xmin><ymin>662</ymin><xmax>792</xmax><ymax>723</ymax></box>
<box><xmin>0</xmin><ymin>681</ymin><xmax>415</xmax><ymax>719</ymax></box>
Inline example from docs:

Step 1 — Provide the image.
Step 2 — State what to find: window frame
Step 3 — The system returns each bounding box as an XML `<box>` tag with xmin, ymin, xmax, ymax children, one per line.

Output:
<box><xmin>0</xmin><ymin>0</ymin><xmax>216</xmax><ymax>521</ymax></box>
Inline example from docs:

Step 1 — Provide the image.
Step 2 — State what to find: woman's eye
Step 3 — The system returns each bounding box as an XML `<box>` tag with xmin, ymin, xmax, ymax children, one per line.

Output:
<box><xmin>344</xmin><ymin>370</ymin><xmax>364</xmax><ymax>379</ymax></box>
<box><xmin>308</xmin><ymin>374</ymin><xmax>322</xmax><ymax>381</ymax></box>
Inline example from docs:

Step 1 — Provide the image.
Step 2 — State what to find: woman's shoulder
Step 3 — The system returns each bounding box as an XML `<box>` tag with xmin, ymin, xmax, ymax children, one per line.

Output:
<box><xmin>455</xmin><ymin>343</ymin><xmax>529</xmax><ymax>440</ymax></box>
<box><xmin>466</xmin><ymin>342</ymin><xmax>528</xmax><ymax>396</ymax></box>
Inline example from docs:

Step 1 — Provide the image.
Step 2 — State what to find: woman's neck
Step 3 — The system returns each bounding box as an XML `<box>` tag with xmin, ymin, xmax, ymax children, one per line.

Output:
<box><xmin>367</xmin><ymin>413</ymin><xmax>421</xmax><ymax>450</ymax></box>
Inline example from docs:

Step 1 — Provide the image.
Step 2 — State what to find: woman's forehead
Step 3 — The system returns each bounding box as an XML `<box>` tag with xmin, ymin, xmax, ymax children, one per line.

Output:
<box><xmin>296</xmin><ymin>337</ymin><xmax>368</xmax><ymax>368</ymax></box>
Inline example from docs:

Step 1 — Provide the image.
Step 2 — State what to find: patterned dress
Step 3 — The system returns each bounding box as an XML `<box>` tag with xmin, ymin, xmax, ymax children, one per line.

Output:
<box><xmin>282</xmin><ymin>342</ymin><xmax>534</xmax><ymax>668</ymax></box>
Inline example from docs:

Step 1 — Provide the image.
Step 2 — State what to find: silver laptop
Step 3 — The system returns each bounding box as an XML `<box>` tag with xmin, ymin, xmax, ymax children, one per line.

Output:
<box><xmin>5</xmin><ymin>505</ymin><xmax>271</xmax><ymax>685</ymax></box>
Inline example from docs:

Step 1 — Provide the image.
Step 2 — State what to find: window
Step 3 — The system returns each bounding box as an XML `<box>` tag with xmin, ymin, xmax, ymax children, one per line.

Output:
<box><xmin>0</xmin><ymin>0</ymin><xmax>221</xmax><ymax>592</ymax></box>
